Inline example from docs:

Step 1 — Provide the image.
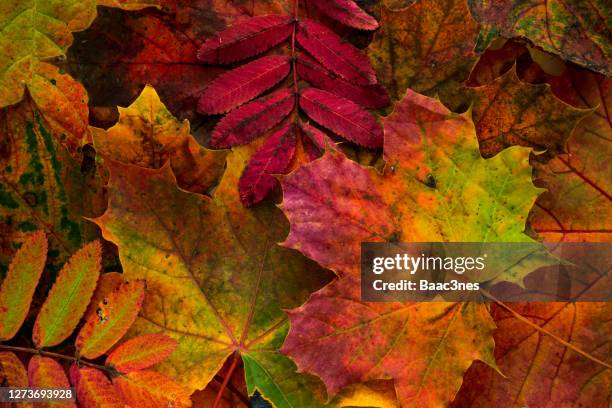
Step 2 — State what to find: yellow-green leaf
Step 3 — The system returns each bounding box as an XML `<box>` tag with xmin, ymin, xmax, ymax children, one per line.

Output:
<box><xmin>32</xmin><ymin>240</ymin><xmax>102</xmax><ymax>347</ymax></box>
<box><xmin>0</xmin><ymin>230</ymin><xmax>47</xmax><ymax>340</ymax></box>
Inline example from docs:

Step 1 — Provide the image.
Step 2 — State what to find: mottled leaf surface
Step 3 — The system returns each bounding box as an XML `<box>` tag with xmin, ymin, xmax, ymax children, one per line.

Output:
<box><xmin>469</xmin><ymin>0</ymin><xmax>611</xmax><ymax>76</ymax></box>
<box><xmin>70</xmin><ymin>365</ymin><xmax>124</xmax><ymax>408</ymax></box>
<box><xmin>279</xmin><ymin>90</ymin><xmax>549</xmax><ymax>406</ymax></box>
<box><xmin>367</xmin><ymin>0</ymin><xmax>478</xmax><ymax>110</ymax></box>
<box><xmin>28</xmin><ymin>356</ymin><xmax>76</xmax><ymax>408</ymax></box>
<box><xmin>471</xmin><ymin>67</ymin><xmax>588</xmax><ymax>158</ymax></box>
<box><xmin>113</xmin><ymin>370</ymin><xmax>192</xmax><ymax>408</ymax></box>
<box><xmin>92</xmin><ymin>85</ymin><xmax>226</xmax><ymax>195</ymax></box>
<box><xmin>93</xmin><ymin>147</ymin><xmax>333</xmax><ymax>406</ymax></box>
<box><xmin>76</xmin><ymin>280</ymin><xmax>145</xmax><ymax>359</ymax></box>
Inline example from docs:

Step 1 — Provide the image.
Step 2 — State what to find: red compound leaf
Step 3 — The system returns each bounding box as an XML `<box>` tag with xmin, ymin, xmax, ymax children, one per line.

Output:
<box><xmin>239</xmin><ymin>124</ymin><xmax>297</xmax><ymax>206</ymax></box>
<box><xmin>299</xmin><ymin>88</ymin><xmax>383</xmax><ymax>148</ymax></box>
<box><xmin>211</xmin><ymin>89</ymin><xmax>295</xmax><ymax>148</ymax></box>
<box><xmin>307</xmin><ymin>0</ymin><xmax>378</xmax><ymax>30</ymax></box>
<box><xmin>297</xmin><ymin>19</ymin><xmax>377</xmax><ymax>85</ymax></box>
<box><xmin>297</xmin><ymin>54</ymin><xmax>389</xmax><ymax>109</ymax></box>
<box><xmin>197</xmin><ymin>15</ymin><xmax>293</xmax><ymax>64</ymax></box>
<box><xmin>300</xmin><ymin>121</ymin><xmax>337</xmax><ymax>161</ymax></box>
<box><xmin>198</xmin><ymin>55</ymin><xmax>291</xmax><ymax>114</ymax></box>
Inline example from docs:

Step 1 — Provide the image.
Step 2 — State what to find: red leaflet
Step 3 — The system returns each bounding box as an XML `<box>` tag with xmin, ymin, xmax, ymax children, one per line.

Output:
<box><xmin>307</xmin><ymin>0</ymin><xmax>378</xmax><ymax>30</ymax></box>
<box><xmin>297</xmin><ymin>19</ymin><xmax>377</xmax><ymax>85</ymax></box>
<box><xmin>239</xmin><ymin>124</ymin><xmax>297</xmax><ymax>206</ymax></box>
<box><xmin>70</xmin><ymin>365</ymin><xmax>124</xmax><ymax>408</ymax></box>
<box><xmin>106</xmin><ymin>334</ymin><xmax>178</xmax><ymax>373</ymax></box>
<box><xmin>211</xmin><ymin>89</ymin><xmax>295</xmax><ymax>148</ymax></box>
<box><xmin>297</xmin><ymin>54</ymin><xmax>389</xmax><ymax>109</ymax></box>
<box><xmin>28</xmin><ymin>356</ymin><xmax>74</xmax><ymax>407</ymax></box>
<box><xmin>299</xmin><ymin>88</ymin><xmax>383</xmax><ymax>148</ymax></box>
<box><xmin>198</xmin><ymin>55</ymin><xmax>291</xmax><ymax>114</ymax></box>
<box><xmin>197</xmin><ymin>16</ymin><xmax>293</xmax><ymax>64</ymax></box>
<box><xmin>300</xmin><ymin>121</ymin><xmax>337</xmax><ymax>161</ymax></box>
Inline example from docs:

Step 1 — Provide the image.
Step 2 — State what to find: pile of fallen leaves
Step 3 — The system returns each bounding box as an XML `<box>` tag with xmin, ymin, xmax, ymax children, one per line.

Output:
<box><xmin>0</xmin><ymin>0</ymin><xmax>609</xmax><ymax>407</ymax></box>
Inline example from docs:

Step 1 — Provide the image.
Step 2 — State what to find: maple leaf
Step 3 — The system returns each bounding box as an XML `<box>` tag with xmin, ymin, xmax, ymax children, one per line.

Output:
<box><xmin>278</xmin><ymin>89</ymin><xmax>551</xmax><ymax>406</ymax></box>
<box><xmin>367</xmin><ymin>0</ymin><xmax>479</xmax><ymax>110</ymax></box>
<box><xmin>529</xmin><ymin>67</ymin><xmax>612</xmax><ymax>242</ymax></box>
<box><xmin>469</xmin><ymin>0</ymin><xmax>611</xmax><ymax>76</ymax></box>
<box><xmin>470</xmin><ymin>66</ymin><xmax>589</xmax><ymax>158</ymax></box>
<box><xmin>92</xmin><ymin>145</ymin><xmax>334</xmax><ymax>406</ymax></box>
<box><xmin>453</xmin><ymin>260</ymin><xmax>612</xmax><ymax>407</ymax></box>
<box><xmin>91</xmin><ymin>85</ymin><xmax>226</xmax><ymax>195</ymax></box>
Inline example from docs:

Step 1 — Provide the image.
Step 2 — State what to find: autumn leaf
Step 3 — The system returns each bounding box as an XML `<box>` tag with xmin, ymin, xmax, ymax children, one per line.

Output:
<box><xmin>470</xmin><ymin>66</ymin><xmax>589</xmax><ymax>158</ymax></box>
<box><xmin>0</xmin><ymin>90</ymin><xmax>105</xmax><ymax>273</ymax></box>
<box><xmin>453</xmin><ymin>301</ymin><xmax>611</xmax><ymax>406</ymax></box>
<box><xmin>76</xmin><ymin>280</ymin><xmax>145</xmax><ymax>359</ymax></box>
<box><xmin>33</xmin><ymin>240</ymin><xmax>102</xmax><ymax>347</ymax></box>
<box><xmin>113</xmin><ymin>370</ymin><xmax>192</xmax><ymax>407</ymax></box>
<box><xmin>0</xmin><ymin>351</ymin><xmax>28</xmax><ymax>387</ymax></box>
<box><xmin>106</xmin><ymin>333</ymin><xmax>178</xmax><ymax>373</ymax></box>
<box><xmin>97</xmin><ymin>0</ymin><xmax>161</xmax><ymax>11</ymax></box>
<box><xmin>92</xmin><ymin>145</ymin><xmax>333</xmax><ymax>406</ymax></box>
<box><xmin>28</xmin><ymin>356</ymin><xmax>76</xmax><ymax>408</ymax></box>
<box><xmin>70</xmin><ymin>365</ymin><xmax>124</xmax><ymax>408</ymax></box>
<box><xmin>0</xmin><ymin>0</ymin><xmax>99</xmax><ymax>108</ymax></box>
<box><xmin>62</xmin><ymin>1</ymin><xmax>288</xmax><ymax>124</ymax></box>
<box><xmin>91</xmin><ymin>85</ymin><xmax>226</xmax><ymax>195</ymax></box>
<box><xmin>278</xmin><ymin>89</ymin><xmax>551</xmax><ymax>406</ymax></box>
<box><xmin>84</xmin><ymin>272</ymin><xmax>124</xmax><ymax>320</ymax></box>
<box><xmin>0</xmin><ymin>231</ymin><xmax>47</xmax><ymax>340</ymax></box>
<box><xmin>529</xmin><ymin>68</ymin><xmax>612</xmax><ymax>242</ymax></box>
<box><xmin>469</xmin><ymin>0</ymin><xmax>611</xmax><ymax>76</ymax></box>
<box><xmin>367</xmin><ymin>0</ymin><xmax>479</xmax><ymax>110</ymax></box>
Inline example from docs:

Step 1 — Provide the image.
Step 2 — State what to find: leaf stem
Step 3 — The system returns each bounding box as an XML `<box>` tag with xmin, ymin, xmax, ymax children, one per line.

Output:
<box><xmin>0</xmin><ymin>344</ymin><xmax>112</xmax><ymax>373</ymax></box>
<box><xmin>481</xmin><ymin>290</ymin><xmax>612</xmax><ymax>369</ymax></box>
<box><xmin>212</xmin><ymin>353</ymin><xmax>240</xmax><ymax>408</ymax></box>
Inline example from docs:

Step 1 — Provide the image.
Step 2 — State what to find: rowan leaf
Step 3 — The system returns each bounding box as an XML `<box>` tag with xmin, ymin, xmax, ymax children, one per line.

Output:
<box><xmin>239</xmin><ymin>124</ymin><xmax>297</xmax><ymax>207</ymax></box>
<box><xmin>367</xmin><ymin>0</ymin><xmax>479</xmax><ymax>109</ymax></box>
<box><xmin>106</xmin><ymin>333</ymin><xmax>178</xmax><ymax>373</ymax></box>
<box><xmin>197</xmin><ymin>15</ymin><xmax>293</xmax><ymax>64</ymax></box>
<box><xmin>0</xmin><ymin>0</ymin><xmax>97</xmax><ymax>108</ymax></box>
<box><xmin>0</xmin><ymin>231</ymin><xmax>47</xmax><ymax>340</ymax></box>
<box><xmin>70</xmin><ymin>365</ymin><xmax>124</xmax><ymax>408</ymax></box>
<box><xmin>470</xmin><ymin>67</ymin><xmax>589</xmax><ymax>158</ymax></box>
<box><xmin>529</xmin><ymin>68</ymin><xmax>612</xmax><ymax>242</ymax></box>
<box><xmin>92</xmin><ymin>85</ymin><xmax>226</xmax><ymax>195</ymax></box>
<box><xmin>468</xmin><ymin>0</ymin><xmax>611</xmax><ymax>76</ymax></box>
<box><xmin>83</xmin><ymin>272</ymin><xmax>124</xmax><ymax>321</ymax></box>
<box><xmin>297</xmin><ymin>54</ymin><xmax>390</xmax><ymax>109</ymax></box>
<box><xmin>92</xmin><ymin>147</ymin><xmax>332</xmax><ymax>406</ymax></box>
<box><xmin>307</xmin><ymin>0</ymin><xmax>379</xmax><ymax>30</ymax></box>
<box><xmin>0</xmin><ymin>351</ymin><xmax>28</xmax><ymax>387</ymax></box>
<box><xmin>61</xmin><ymin>2</ymin><xmax>289</xmax><ymax>123</ymax></box>
<box><xmin>33</xmin><ymin>240</ymin><xmax>102</xmax><ymax>348</ymax></box>
<box><xmin>299</xmin><ymin>88</ymin><xmax>383</xmax><ymax>148</ymax></box>
<box><xmin>198</xmin><ymin>55</ymin><xmax>291</xmax><ymax>115</ymax></box>
<box><xmin>278</xmin><ymin>89</ymin><xmax>550</xmax><ymax>406</ymax></box>
<box><xmin>76</xmin><ymin>280</ymin><xmax>145</xmax><ymax>359</ymax></box>
<box><xmin>28</xmin><ymin>356</ymin><xmax>76</xmax><ymax>408</ymax></box>
<box><xmin>297</xmin><ymin>19</ymin><xmax>377</xmax><ymax>85</ymax></box>
<box><xmin>113</xmin><ymin>370</ymin><xmax>192</xmax><ymax>408</ymax></box>
<box><xmin>211</xmin><ymin>89</ymin><xmax>295</xmax><ymax>148</ymax></box>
